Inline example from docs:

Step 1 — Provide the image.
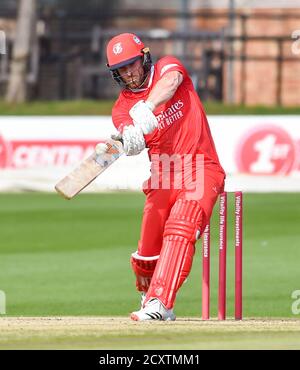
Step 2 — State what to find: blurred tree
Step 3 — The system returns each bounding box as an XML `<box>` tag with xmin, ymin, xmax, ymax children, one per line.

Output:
<box><xmin>5</xmin><ymin>0</ymin><xmax>37</xmax><ymax>103</ymax></box>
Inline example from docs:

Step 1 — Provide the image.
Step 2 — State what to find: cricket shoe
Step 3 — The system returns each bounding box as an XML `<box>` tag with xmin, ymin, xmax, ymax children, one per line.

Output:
<box><xmin>131</xmin><ymin>298</ymin><xmax>176</xmax><ymax>321</ymax></box>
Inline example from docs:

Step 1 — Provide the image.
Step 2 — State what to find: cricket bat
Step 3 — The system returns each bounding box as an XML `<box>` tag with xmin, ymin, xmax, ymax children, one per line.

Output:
<box><xmin>55</xmin><ymin>139</ymin><xmax>124</xmax><ymax>199</ymax></box>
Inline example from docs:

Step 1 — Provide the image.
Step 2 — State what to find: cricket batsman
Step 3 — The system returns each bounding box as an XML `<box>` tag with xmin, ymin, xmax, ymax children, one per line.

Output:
<box><xmin>105</xmin><ymin>33</ymin><xmax>225</xmax><ymax>321</ymax></box>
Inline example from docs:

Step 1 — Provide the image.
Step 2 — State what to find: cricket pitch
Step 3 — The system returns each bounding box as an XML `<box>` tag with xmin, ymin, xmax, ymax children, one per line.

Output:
<box><xmin>0</xmin><ymin>317</ymin><xmax>299</xmax><ymax>350</ymax></box>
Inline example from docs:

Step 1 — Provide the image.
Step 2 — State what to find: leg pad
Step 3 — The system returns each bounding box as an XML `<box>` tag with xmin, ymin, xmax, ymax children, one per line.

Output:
<box><xmin>146</xmin><ymin>199</ymin><xmax>204</xmax><ymax>308</ymax></box>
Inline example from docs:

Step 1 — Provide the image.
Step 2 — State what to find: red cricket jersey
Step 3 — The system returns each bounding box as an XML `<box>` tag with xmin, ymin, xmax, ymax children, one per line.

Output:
<box><xmin>112</xmin><ymin>56</ymin><xmax>224</xmax><ymax>173</ymax></box>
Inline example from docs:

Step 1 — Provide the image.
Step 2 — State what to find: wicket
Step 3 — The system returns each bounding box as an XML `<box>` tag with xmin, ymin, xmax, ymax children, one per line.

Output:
<box><xmin>202</xmin><ymin>191</ymin><xmax>243</xmax><ymax>320</ymax></box>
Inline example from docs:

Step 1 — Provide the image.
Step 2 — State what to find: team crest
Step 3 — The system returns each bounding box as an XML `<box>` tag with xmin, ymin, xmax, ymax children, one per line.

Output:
<box><xmin>113</xmin><ymin>42</ymin><xmax>123</xmax><ymax>55</ymax></box>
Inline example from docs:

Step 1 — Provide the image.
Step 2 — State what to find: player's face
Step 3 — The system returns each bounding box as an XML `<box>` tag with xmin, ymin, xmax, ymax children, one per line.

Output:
<box><xmin>118</xmin><ymin>59</ymin><xmax>145</xmax><ymax>89</ymax></box>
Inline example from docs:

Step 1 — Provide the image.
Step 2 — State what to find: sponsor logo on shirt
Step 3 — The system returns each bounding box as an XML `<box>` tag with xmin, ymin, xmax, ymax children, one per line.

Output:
<box><xmin>156</xmin><ymin>99</ymin><xmax>184</xmax><ymax>130</ymax></box>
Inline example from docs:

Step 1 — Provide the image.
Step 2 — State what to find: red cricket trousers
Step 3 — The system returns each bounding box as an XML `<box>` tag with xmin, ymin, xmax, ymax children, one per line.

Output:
<box><xmin>137</xmin><ymin>166</ymin><xmax>225</xmax><ymax>257</ymax></box>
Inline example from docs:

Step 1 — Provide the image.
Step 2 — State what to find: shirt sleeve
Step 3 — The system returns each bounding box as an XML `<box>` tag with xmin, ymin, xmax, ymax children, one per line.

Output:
<box><xmin>111</xmin><ymin>97</ymin><xmax>133</xmax><ymax>134</ymax></box>
<box><xmin>156</xmin><ymin>56</ymin><xmax>188</xmax><ymax>80</ymax></box>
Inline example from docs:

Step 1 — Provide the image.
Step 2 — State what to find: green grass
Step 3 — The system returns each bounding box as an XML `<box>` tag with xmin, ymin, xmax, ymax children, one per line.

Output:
<box><xmin>0</xmin><ymin>100</ymin><xmax>114</xmax><ymax>116</ymax></box>
<box><xmin>204</xmin><ymin>102</ymin><xmax>300</xmax><ymax>115</ymax></box>
<box><xmin>0</xmin><ymin>192</ymin><xmax>299</xmax><ymax>319</ymax></box>
<box><xmin>1</xmin><ymin>99</ymin><xmax>300</xmax><ymax>115</ymax></box>
<box><xmin>0</xmin><ymin>192</ymin><xmax>299</xmax><ymax>349</ymax></box>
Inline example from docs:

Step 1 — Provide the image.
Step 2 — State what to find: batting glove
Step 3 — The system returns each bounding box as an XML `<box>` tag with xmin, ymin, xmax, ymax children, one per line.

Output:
<box><xmin>129</xmin><ymin>100</ymin><xmax>157</xmax><ymax>135</ymax></box>
<box><xmin>119</xmin><ymin>125</ymin><xmax>146</xmax><ymax>156</ymax></box>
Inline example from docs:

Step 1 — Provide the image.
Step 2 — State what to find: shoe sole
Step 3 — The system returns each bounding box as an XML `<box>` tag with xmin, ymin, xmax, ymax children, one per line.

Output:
<box><xmin>130</xmin><ymin>313</ymin><xmax>176</xmax><ymax>321</ymax></box>
<box><xmin>130</xmin><ymin>313</ymin><xmax>140</xmax><ymax>321</ymax></box>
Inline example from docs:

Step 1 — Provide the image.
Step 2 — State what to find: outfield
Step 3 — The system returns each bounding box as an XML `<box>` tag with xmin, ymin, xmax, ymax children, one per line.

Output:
<box><xmin>1</xmin><ymin>99</ymin><xmax>300</xmax><ymax>116</ymax></box>
<box><xmin>0</xmin><ymin>192</ymin><xmax>299</xmax><ymax>349</ymax></box>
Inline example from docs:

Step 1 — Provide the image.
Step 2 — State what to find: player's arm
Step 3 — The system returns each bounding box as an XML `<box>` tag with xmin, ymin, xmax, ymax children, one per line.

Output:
<box><xmin>146</xmin><ymin>71</ymin><xmax>183</xmax><ymax>109</ymax></box>
<box><xmin>129</xmin><ymin>71</ymin><xmax>183</xmax><ymax>135</ymax></box>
